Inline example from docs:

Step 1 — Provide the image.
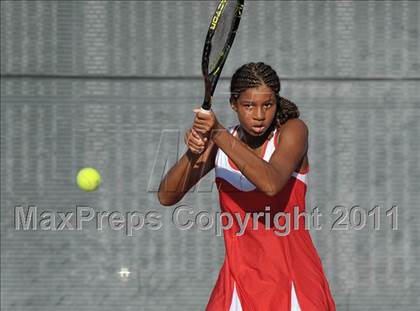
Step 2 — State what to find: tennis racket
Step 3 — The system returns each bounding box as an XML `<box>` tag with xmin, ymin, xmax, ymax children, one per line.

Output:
<box><xmin>201</xmin><ymin>0</ymin><xmax>245</xmax><ymax>111</ymax></box>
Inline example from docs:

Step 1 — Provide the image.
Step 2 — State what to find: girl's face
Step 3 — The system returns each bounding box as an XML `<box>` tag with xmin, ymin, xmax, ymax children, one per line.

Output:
<box><xmin>231</xmin><ymin>84</ymin><xmax>277</xmax><ymax>137</ymax></box>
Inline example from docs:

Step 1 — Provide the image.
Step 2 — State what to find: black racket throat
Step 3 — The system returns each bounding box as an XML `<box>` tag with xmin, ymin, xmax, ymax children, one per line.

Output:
<box><xmin>202</xmin><ymin>74</ymin><xmax>222</xmax><ymax>111</ymax></box>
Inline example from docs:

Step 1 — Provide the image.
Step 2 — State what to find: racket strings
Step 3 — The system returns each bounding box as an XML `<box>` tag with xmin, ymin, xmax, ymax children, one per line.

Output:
<box><xmin>208</xmin><ymin>0</ymin><xmax>237</xmax><ymax>72</ymax></box>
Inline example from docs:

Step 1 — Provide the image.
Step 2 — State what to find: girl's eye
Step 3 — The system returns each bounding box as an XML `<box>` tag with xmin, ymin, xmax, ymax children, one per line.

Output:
<box><xmin>264</xmin><ymin>103</ymin><xmax>272</xmax><ymax>108</ymax></box>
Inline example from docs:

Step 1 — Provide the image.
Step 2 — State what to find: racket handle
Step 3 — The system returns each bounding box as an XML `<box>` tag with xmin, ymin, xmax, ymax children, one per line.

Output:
<box><xmin>202</xmin><ymin>96</ymin><xmax>212</xmax><ymax>111</ymax></box>
<box><xmin>200</xmin><ymin>107</ymin><xmax>211</xmax><ymax>114</ymax></box>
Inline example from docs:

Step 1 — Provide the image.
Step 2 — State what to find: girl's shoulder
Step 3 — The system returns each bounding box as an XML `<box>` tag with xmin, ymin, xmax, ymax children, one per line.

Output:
<box><xmin>276</xmin><ymin>119</ymin><xmax>309</xmax><ymax>173</ymax></box>
<box><xmin>276</xmin><ymin>118</ymin><xmax>308</xmax><ymax>145</ymax></box>
<box><xmin>277</xmin><ymin>118</ymin><xmax>308</xmax><ymax>136</ymax></box>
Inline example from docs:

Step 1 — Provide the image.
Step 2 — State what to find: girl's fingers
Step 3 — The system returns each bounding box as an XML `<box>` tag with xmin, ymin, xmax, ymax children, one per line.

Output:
<box><xmin>185</xmin><ymin>126</ymin><xmax>208</xmax><ymax>155</ymax></box>
<box><xmin>196</xmin><ymin>113</ymin><xmax>209</xmax><ymax>121</ymax></box>
<box><xmin>185</xmin><ymin>129</ymin><xmax>206</xmax><ymax>152</ymax></box>
<box><xmin>194</xmin><ymin>110</ymin><xmax>214</xmax><ymax>123</ymax></box>
<box><xmin>190</xmin><ymin>132</ymin><xmax>203</xmax><ymax>145</ymax></box>
<box><xmin>190</xmin><ymin>147</ymin><xmax>201</xmax><ymax>155</ymax></box>
<box><xmin>191</xmin><ymin>128</ymin><xmax>206</xmax><ymax>145</ymax></box>
<box><xmin>193</xmin><ymin>124</ymin><xmax>209</xmax><ymax>134</ymax></box>
<box><xmin>191</xmin><ymin>128</ymin><xmax>202</xmax><ymax>139</ymax></box>
<box><xmin>194</xmin><ymin>129</ymin><xmax>208</xmax><ymax>142</ymax></box>
<box><xmin>189</xmin><ymin>139</ymin><xmax>203</xmax><ymax>149</ymax></box>
<box><xmin>189</xmin><ymin>141</ymin><xmax>204</xmax><ymax>154</ymax></box>
<box><xmin>193</xmin><ymin>109</ymin><xmax>210</xmax><ymax>120</ymax></box>
<box><xmin>193</xmin><ymin>119</ymin><xmax>209</xmax><ymax>127</ymax></box>
<box><xmin>184</xmin><ymin>131</ymin><xmax>191</xmax><ymax>145</ymax></box>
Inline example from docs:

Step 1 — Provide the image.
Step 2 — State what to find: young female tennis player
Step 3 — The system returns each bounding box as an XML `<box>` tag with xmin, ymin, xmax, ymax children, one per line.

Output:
<box><xmin>158</xmin><ymin>62</ymin><xmax>336</xmax><ymax>311</ymax></box>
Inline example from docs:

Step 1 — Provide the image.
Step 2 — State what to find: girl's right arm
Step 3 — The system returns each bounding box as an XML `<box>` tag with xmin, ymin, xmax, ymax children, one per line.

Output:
<box><xmin>157</xmin><ymin>128</ymin><xmax>217</xmax><ymax>206</ymax></box>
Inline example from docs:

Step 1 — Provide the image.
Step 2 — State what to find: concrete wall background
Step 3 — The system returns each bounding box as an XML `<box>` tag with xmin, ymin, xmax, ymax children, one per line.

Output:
<box><xmin>1</xmin><ymin>1</ymin><xmax>419</xmax><ymax>310</ymax></box>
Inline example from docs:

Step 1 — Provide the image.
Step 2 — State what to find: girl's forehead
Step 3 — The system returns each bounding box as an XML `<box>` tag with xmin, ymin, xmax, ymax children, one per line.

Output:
<box><xmin>240</xmin><ymin>85</ymin><xmax>275</xmax><ymax>100</ymax></box>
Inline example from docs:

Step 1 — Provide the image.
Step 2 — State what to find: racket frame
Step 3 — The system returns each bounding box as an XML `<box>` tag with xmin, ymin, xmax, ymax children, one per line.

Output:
<box><xmin>201</xmin><ymin>0</ymin><xmax>244</xmax><ymax>111</ymax></box>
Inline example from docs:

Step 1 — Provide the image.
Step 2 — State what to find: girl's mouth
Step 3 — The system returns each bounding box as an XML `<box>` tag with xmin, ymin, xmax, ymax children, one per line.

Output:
<box><xmin>251</xmin><ymin>125</ymin><xmax>265</xmax><ymax>134</ymax></box>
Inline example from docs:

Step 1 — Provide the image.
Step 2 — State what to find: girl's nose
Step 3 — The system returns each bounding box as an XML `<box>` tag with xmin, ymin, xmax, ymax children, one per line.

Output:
<box><xmin>253</xmin><ymin>107</ymin><xmax>265</xmax><ymax>121</ymax></box>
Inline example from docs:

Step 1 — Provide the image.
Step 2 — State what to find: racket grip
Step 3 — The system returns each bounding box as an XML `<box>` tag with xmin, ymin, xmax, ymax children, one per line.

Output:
<box><xmin>201</xmin><ymin>97</ymin><xmax>212</xmax><ymax>111</ymax></box>
<box><xmin>200</xmin><ymin>107</ymin><xmax>211</xmax><ymax>114</ymax></box>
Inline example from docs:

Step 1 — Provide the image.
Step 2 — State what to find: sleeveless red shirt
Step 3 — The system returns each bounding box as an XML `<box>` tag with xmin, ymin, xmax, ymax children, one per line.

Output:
<box><xmin>206</xmin><ymin>125</ymin><xmax>336</xmax><ymax>311</ymax></box>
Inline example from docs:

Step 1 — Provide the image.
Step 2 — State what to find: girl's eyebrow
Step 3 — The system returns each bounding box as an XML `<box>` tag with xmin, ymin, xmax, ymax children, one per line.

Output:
<box><xmin>240</xmin><ymin>99</ymin><xmax>273</xmax><ymax>104</ymax></box>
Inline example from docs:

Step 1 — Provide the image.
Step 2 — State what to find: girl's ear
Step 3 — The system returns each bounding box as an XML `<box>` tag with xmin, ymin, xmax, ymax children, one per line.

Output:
<box><xmin>229</xmin><ymin>96</ymin><xmax>238</xmax><ymax>112</ymax></box>
<box><xmin>230</xmin><ymin>99</ymin><xmax>238</xmax><ymax>112</ymax></box>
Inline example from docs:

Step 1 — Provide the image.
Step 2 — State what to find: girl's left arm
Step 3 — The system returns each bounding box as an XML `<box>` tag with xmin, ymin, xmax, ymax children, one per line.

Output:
<box><xmin>192</xmin><ymin>109</ymin><xmax>308</xmax><ymax>196</ymax></box>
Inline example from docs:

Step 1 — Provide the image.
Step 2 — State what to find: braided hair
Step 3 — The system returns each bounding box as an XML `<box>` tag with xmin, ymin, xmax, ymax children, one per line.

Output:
<box><xmin>230</xmin><ymin>62</ymin><xmax>299</xmax><ymax>126</ymax></box>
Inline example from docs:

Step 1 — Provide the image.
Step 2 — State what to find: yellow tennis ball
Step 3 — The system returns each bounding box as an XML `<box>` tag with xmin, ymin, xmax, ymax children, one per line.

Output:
<box><xmin>77</xmin><ymin>167</ymin><xmax>101</xmax><ymax>192</ymax></box>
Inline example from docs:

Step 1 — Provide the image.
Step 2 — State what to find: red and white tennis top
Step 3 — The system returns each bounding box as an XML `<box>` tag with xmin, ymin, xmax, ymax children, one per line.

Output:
<box><xmin>206</xmin><ymin>125</ymin><xmax>336</xmax><ymax>311</ymax></box>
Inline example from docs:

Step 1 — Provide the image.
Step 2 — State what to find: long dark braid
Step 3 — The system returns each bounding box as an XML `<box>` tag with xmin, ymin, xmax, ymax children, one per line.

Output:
<box><xmin>230</xmin><ymin>62</ymin><xmax>299</xmax><ymax>126</ymax></box>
